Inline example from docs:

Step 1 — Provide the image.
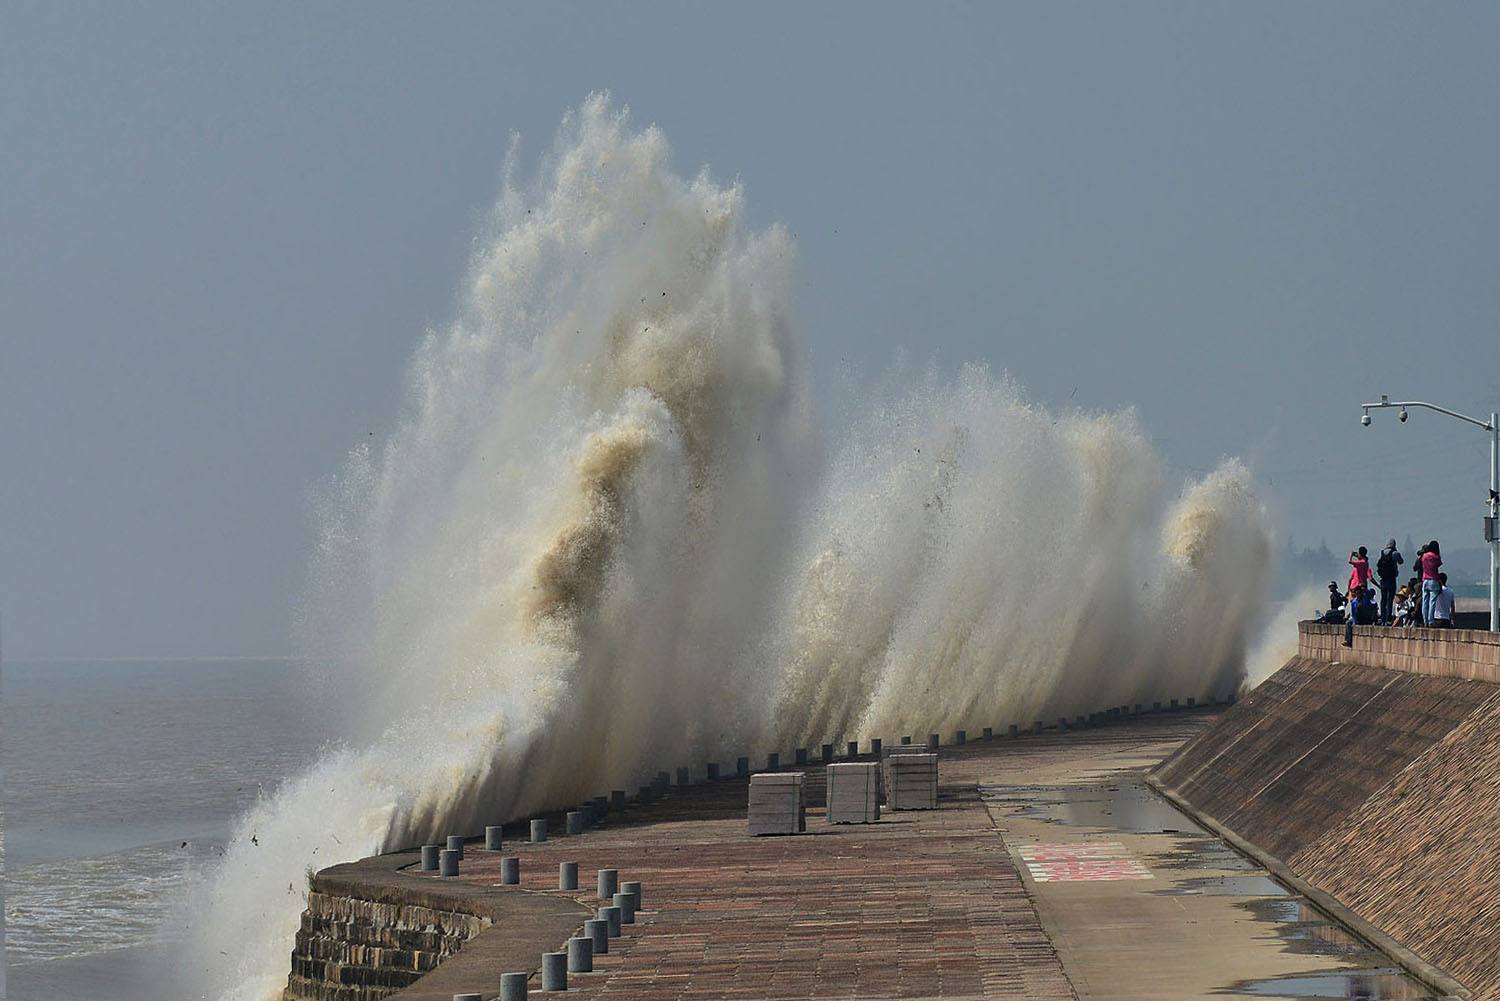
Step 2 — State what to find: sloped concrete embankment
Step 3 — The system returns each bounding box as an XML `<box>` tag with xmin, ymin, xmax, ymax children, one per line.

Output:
<box><xmin>1150</xmin><ymin>623</ymin><xmax>1500</xmax><ymax>999</ymax></box>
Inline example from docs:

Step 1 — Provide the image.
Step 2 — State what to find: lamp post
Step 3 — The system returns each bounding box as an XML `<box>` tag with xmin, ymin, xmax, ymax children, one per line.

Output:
<box><xmin>1361</xmin><ymin>395</ymin><xmax>1500</xmax><ymax>632</ymax></box>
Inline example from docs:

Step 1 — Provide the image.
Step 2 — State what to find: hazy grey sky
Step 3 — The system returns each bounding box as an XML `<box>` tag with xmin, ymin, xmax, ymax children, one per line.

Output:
<box><xmin>4</xmin><ymin>2</ymin><xmax>1498</xmax><ymax>658</ymax></box>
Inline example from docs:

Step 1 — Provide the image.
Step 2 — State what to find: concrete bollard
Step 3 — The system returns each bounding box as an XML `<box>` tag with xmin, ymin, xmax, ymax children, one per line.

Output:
<box><xmin>766</xmin><ymin>752</ymin><xmax>780</xmax><ymax>770</ymax></box>
<box><xmin>585</xmin><ymin>917</ymin><xmax>609</xmax><ymax>956</ymax></box>
<box><xmin>439</xmin><ymin>849</ymin><xmax>460</xmax><ymax>878</ymax></box>
<box><xmin>1010</xmin><ymin>724</ymin><xmax>1020</xmax><ymax>738</ymax></box>
<box><xmin>983</xmin><ymin>727</ymin><xmax>993</xmax><ymax>740</ymax></box>
<box><xmin>676</xmin><ymin>767</ymin><xmax>691</xmax><ymax>787</ymax></box>
<box><xmin>1170</xmin><ymin>699</ymin><xmax>1180</xmax><ymax>710</ymax></box>
<box><xmin>638</xmin><ymin>785</ymin><xmax>654</xmax><ymax>801</ymax></box>
<box><xmin>871</xmin><ymin>738</ymin><xmax>883</xmax><ymax>755</ymax></box>
<box><xmin>620</xmin><ymin>879</ymin><xmax>642</xmax><ymax>909</ymax></box>
<box><xmin>613</xmin><ymin>890</ymin><xmax>636</xmax><ymax>924</ymax></box>
<box><xmin>531</xmin><ymin>819</ymin><xmax>548</xmax><ymax>843</ymax></box>
<box><xmin>1059</xmin><ymin>717</ymin><xmax>1069</xmax><ymax>731</ymax></box>
<box><xmin>848</xmin><ymin>740</ymin><xmax>860</xmax><ymax>758</ymax></box>
<box><xmin>420</xmin><ymin>844</ymin><xmax>440</xmax><ymax>871</ymax></box>
<box><xmin>485</xmin><ymin>826</ymin><xmax>503</xmax><ymax>851</ymax></box>
<box><xmin>1187</xmin><ymin>696</ymin><xmax>1197</xmax><ymax>708</ymax></box>
<box><xmin>929</xmin><ymin>733</ymin><xmax>939</xmax><ymax>748</ymax></box>
<box><xmin>1134</xmin><ymin>703</ymin><xmax>1143</xmax><ymax>715</ymax></box>
<box><xmin>500</xmin><ymin>973</ymin><xmax>528</xmax><ymax>1001</ymax></box>
<box><xmin>795</xmin><ymin>748</ymin><xmax>808</xmax><ymax>765</ymax></box>
<box><xmin>611</xmin><ymin>789</ymin><xmax>627</xmax><ymax>809</ymax></box>
<box><xmin>501</xmin><ymin>856</ymin><xmax>520</xmax><ymax>884</ymax></box>
<box><xmin>597</xmin><ymin>867</ymin><xmax>618</xmax><ymax>900</ymax></box>
<box><xmin>566</xmin><ymin>811</ymin><xmax>584</xmax><ymax>836</ymax></box>
<box><xmin>821</xmin><ymin>743</ymin><xmax>835</xmax><ymax>762</ymax></box>
<box><xmin>598</xmin><ymin>904</ymin><xmax>622</xmax><ymax>937</ymax></box>
<box><xmin>1154</xmin><ymin>701</ymin><xmax>1163</xmax><ymax>711</ymax></box>
<box><xmin>655</xmin><ymin>771</ymin><xmax>670</xmax><ymax>791</ymax></box>
<box><xmin>901</xmin><ymin>735</ymin><xmax>912</xmax><ymax>745</ymax></box>
<box><xmin>1075</xmin><ymin>715</ymin><xmax>1086</xmax><ymax>729</ymax></box>
<box><xmin>560</xmin><ymin>861</ymin><xmax>578</xmax><ymax>891</ymax></box>
<box><xmin>1088</xmin><ymin>713</ymin><xmax>1099</xmax><ymax>726</ymax></box>
<box><xmin>736</xmin><ymin>756</ymin><xmax>749</xmax><ymax>777</ymax></box>
<box><xmin>567</xmin><ymin>935</ymin><xmax>593</xmax><ymax>973</ymax></box>
<box><xmin>541</xmin><ymin>950</ymin><xmax>567</xmax><ymax>992</ymax></box>
<box><xmin>1034</xmin><ymin>721</ymin><xmax>1044</xmax><ymax>734</ymax></box>
<box><xmin>956</xmin><ymin>730</ymin><xmax>966</xmax><ymax>745</ymax></box>
<box><xmin>706</xmin><ymin>762</ymin><xmax>720</xmax><ymax>781</ymax></box>
<box><xmin>446</xmin><ymin>835</ymin><xmax>465</xmax><ymax>859</ymax></box>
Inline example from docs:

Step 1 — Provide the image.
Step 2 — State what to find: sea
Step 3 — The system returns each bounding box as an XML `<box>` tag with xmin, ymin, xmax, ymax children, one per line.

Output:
<box><xmin>1</xmin><ymin>658</ymin><xmax>327</xmax><ymax>1001</ymax></box>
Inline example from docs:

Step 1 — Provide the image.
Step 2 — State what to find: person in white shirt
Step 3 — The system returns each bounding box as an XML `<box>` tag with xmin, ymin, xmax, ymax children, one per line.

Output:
<box><xmin>1430</xmin><ymin>572</ymin><xmax>1457</xmax><ymax>628</ymax></box>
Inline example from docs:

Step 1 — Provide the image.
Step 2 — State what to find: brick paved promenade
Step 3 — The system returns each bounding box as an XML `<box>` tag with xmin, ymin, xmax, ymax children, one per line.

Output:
<box><xmin>425</xmin><ymin>716</ymin><xmax>1219</xmax><ymax>1000</ymax></box>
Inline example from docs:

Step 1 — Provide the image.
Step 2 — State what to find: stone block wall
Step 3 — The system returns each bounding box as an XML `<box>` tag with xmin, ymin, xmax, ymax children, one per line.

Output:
<box><xmin>283</xmin><ymin>891</ymin><xmax>488</xmax><ymax>1001</ymax></box>
<box><xmin>1300</xmin><ymin>620</ymin><xmax>1500</xmax><ymax>681</ymax></box>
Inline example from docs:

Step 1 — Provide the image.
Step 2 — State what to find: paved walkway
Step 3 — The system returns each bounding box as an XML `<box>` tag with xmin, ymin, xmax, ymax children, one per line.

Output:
<box><xmin>420</xmin><ymin>712</ymin><xmax>1434</xmax><ymax>999</ymax></box>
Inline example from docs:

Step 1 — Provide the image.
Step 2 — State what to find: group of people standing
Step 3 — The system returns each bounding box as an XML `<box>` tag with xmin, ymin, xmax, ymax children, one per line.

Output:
<box><xmin>1320</xmin><ymin>539</ymin><xmax>1457</xmax><ymax>642</ymax></box>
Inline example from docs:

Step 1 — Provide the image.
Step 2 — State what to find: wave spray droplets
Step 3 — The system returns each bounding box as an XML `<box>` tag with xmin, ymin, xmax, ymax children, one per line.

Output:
<box><xmin>184</xmin><ymin>96</ymin><xmax>1269</xmax><ymax>1000</ymax></box>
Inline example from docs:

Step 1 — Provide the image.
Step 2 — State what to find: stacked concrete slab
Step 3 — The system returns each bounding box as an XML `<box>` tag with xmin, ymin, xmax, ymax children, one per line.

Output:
<box><xmin>879</xmin><ymin>743</ymin><xmax>932</xmax><ymax>805</ymax></box>
<box><xmin>885</xmin><ymin>751</ymin><xmax>938</xmax><ymax>810</ymax></box>
<box><xmin>747</xmin><ymin>772</ymin><xmax>806</xmax><ymax>835</ymax></box>
<box><xmin>826</xmin><ymin>762</ymin><xmax>880</xmax><ymax>824</ymax></box>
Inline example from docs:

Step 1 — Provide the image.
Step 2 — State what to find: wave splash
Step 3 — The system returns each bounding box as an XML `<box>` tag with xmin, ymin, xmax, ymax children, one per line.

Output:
<box><xmin>182</xmin><ymin>95</ymin><xmax>1269</xmax><ymax>1000</ymax></box>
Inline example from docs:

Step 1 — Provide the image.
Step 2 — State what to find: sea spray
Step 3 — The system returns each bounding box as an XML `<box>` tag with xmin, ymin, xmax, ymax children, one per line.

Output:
<box><xmin>182</xmin><ymin>95</ymin><xmax>1270</xmax><ymax>1000</ymax></box>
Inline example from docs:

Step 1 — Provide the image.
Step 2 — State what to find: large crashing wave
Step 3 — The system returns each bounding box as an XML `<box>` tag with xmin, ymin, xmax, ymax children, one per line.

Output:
<box><xmin>182</xmin><ymin>95</ymin><xmax>1269</xmax><ymax>1000</ymax></box>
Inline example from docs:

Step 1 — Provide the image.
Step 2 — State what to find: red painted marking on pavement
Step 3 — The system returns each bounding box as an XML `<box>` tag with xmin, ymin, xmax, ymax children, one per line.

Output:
<box><xmin>1016</xmin><ymin>842</ymin><xmax>1153</xmax><ymax>882</ymax></box>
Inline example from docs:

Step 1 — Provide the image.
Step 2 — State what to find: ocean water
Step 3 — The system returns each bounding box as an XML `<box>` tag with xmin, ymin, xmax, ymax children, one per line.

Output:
<box><xmin>2</xmin><ymin>658</ymin><xmax>327</xmax><ymax>1000</ymax></box>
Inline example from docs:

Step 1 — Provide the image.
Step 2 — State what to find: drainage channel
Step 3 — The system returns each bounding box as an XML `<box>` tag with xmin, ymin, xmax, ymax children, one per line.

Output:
<box><xmin>981</xmin><ymin>781</ymin><xmax>1438</xmax><ymax>1000</ymax></box>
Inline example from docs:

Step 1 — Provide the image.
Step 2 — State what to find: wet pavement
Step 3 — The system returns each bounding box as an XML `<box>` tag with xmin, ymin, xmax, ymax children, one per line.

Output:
<box><xmin>976</xmin><ymin>770</ymin><xmax>1437</xmax><ymax>1000</ymax></box>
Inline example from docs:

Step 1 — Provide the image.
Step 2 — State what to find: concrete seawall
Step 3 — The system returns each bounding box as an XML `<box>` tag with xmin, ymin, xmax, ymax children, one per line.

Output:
<box><xmin>1151</xmin><ymin>622</ymin><xmax>1500</xmax><ymax>999</ymax></box>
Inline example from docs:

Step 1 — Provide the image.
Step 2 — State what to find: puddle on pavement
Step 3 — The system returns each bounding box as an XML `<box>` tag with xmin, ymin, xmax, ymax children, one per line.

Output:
<box><xmin>1160</xmin><ymin>874</ymin><xmax>1293</xmax><ymax>897</ymax></box>
<box><xmin>980</xmin><ymin>781</ymin><xmax>1206</xmax><ymax>834</ymax></box>
<box><xmin>1220</xmin><ymin>968</ymin><xmax>1435</xmax><ymax>999</ymax></box>
<box><xmin>1150</xmin><ymin>836</ymin><xmax>1258</xmax><ymax>871</ymax></box>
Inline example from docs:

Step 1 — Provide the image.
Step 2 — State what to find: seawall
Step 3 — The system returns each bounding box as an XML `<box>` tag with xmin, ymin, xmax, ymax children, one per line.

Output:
<box><xmin>1151</xmin><ymin>622</ymin><xmax>1500</xmax><ymax>999</ymax></box>
<box><xmin>282</xmin><ymin>851</ymin><xmax>590</xmax><ymax>1001</ymax></box>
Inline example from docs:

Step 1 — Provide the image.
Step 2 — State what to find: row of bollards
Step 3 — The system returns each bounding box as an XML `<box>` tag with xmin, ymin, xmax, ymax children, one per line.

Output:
<box><xmin>467</xmin><ymin>872</ymin><xmax>643</xmax><ymax>996</ymax></box>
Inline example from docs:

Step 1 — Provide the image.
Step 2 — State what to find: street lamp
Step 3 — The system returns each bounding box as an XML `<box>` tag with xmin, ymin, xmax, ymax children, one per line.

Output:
<box><xmin>1361</xmin><ymin>395</ymin><xmax>1500</xmax><ymax>632</ymax></box>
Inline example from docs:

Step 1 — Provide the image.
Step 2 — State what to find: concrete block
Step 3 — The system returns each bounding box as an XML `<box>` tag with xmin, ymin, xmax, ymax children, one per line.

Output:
<box><xmin>826</xmin><ymin>762</ymin><xmax>880</xmax><ymax>823</ymax></box>
<box><xmin>613</xmin><ymin>890</ymin><xmax>637</xmax><ymax>924</ymax></box>
<box><xmin>455</xmin><ymin>994</ymin><xmax>482</xmax><ymax>1001</ymax></box>
<box><xmin>541</xmin><ymin>950</ymin><xmax>566</xmax><ymax>991</ymax></box>
<box><xmin>566</xmin><ymin>811</ymin><xmax>584</xmax><ymax>835</ymax></box>
<box><xmin>1033</xmin><ymin>721</ymin><xmax>1044</xmax><ymax>734</ymax></box>
<box><xmin>598</xmin><ymin>867</ymin><xmax>618</xmax><ymax>900</ymax></box>
<box><xmin>956</xmin><ymin>730</ymin><xmax>966</xmax><ymax>745</ymax></box>
<box><xmin>485</xmin><ymin>826</ymin><xmax>503</xmax><ymax>851</ymax></box>
<box><xmin>871</xmin><ymin>738</ymin><xmax>883</xmax><ymax>755</ymax></box>
<box><xmin>821</xmin><ymin>743</ymin><xmax>835</xmax><ymax>762</ymax></box>
<box><xmin>1058</xmin><ymin>717</ymin><xmax>1069</xmax><ymax>731</ymax></box>
<box><xmin>766</xmin><ymin>752</ymin><xmax>779</xmax><ymax>770</ymax></box>
<box><xmin>560</xmin><ymin>861</ymin><xmax>578</xmax><ymax>891</ymax></box>
<box><xmin>1009</xmin><ymin>724</ymin><xmax>1020</xmax><ymax>738</ymax></box>
<box><xmin>439</xmin><ymin>849</ymin><xmax>460</xmax><ymax>878</ymax></box>
<box><xmin>446</xmin><ymin>835</ymin><xmax>465</xmax><ymax>859</ymax></box>
<box><xmin>621</xmin><ymin>879</ymin><xmax>642</xmax><ymax>909</ymax></box>
<box><xmin>706</xmin><ymin>761</ymin><xmax>720</xmax><ymax>780</ymax></box>
<box><xmin>982</xmin><ymin>727</ymin><xmax>993</xmax><ymax>740</ymax></box>
<box><xmin>885</xmin><ymin>752</ymin><xmax>938</xmax><ymax>810</ymax></box>
<box><xmin>748</xmin><ymin>771</ymin><xmax>806</xmax><ymax>835</ymax></box>
<box><xmin>929</xmin><ymin>733</ymin><xmax>940</xmax><ymax>748</ymax></box>
<box><xmin>598</xmin><ymin>905</ymin><xmax>622</xmax><ymax>937</ymax></box>
<box><xmin>676</xmin><ymin>767</ymin><xmax>691</xmax><ymax>787</ymax></box>
<box><xmin>848</xmin><ymin>740</ymin><xmax>860</xmax><ymax>757</ymax></box>
<box><xmin>795</xmin><ymin>747</ymin><xmax>809</xmax><ymax>765</ymax></box>
<box><xmin>901</xmin><ymin>735</ymin><xmax>912</xmax><ymax>745</ymax></box>
<box><xmin>531</xmin><ymin>819</ymin><xmax>548</xmax><ymax>843</ymax></box>
<box><xmin>420</xmin><ymin>844</ymin><xmax>440</xmax><ymax>871</ymax></box>
<box><xmin>501</xmin><ymin>856</ymin><xmax>520</xmax><ymax>884</ymax></box>
<box><xmin>736</xmin><ymin>756</ymin><xmax>750</xmax><ymax>777</ymax></box>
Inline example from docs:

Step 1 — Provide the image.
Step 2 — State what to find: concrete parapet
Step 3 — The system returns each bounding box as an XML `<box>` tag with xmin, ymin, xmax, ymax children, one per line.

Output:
<box><xmin>1300</xmin><ymin>620</ymin><xmax>1500</xmax><ymax>681</ymax></box>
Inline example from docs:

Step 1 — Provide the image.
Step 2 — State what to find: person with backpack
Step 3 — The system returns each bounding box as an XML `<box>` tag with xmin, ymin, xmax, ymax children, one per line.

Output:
<box><xmin>1419</xmin><ymin>540</ymin><xmax>1443</xmax><ymax>627</ymax></box>
<box><xmin>1376</xmin><ymin>539</ymin><xmax>1403</xmax><ymax>625</ymax></box>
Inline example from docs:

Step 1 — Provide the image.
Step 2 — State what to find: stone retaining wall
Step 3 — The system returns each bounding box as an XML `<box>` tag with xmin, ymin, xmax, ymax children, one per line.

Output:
<box><xmin>1300</xmin><ymin>620</ymin><xmax>1500</xmax><ymax>681</ymax></box>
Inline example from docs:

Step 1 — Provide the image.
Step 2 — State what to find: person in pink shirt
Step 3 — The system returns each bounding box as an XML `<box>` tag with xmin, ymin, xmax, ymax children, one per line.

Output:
<box><xmin>1419</xmin><ymin>540</ymin><xmax>1443</xmax><ymax>626</ymax></box>
<box><xmin>1347</xmin><ymin>546</ymin><xmax>1372</xmax><ymax>596</ymax></box>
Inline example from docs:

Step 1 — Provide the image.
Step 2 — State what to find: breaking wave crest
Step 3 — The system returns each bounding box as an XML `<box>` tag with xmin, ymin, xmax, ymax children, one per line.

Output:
<box><xmin>181</xmin><ymin>95</ymin><xmax>1270</xmax><ymax>1000</ymax></box>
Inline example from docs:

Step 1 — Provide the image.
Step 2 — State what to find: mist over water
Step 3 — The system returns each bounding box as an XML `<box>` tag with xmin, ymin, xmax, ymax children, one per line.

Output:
<box><xmin>184</xmin><ymin>96</ymin><xmax>1271</xmax><ymax>1000</ymax></box>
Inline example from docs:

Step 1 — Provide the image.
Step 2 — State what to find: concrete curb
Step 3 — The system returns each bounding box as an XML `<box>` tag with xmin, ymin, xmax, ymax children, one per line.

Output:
<box><xmin>1145</xmin><ymin>775</ymin><xmax>1471</xmax><ymax>1001</ymax></box>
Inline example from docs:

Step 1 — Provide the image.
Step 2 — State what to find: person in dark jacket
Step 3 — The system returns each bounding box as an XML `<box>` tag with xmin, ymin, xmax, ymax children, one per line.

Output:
<box><xmin>1375</xmin><ymin>539</ymin><xmax>1403</xmax><ymax>624</ymax></box>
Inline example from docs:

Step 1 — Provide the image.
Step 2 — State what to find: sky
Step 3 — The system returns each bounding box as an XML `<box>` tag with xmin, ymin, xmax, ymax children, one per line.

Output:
<box><xmin>3</xmin><ymin>2</ymin><xmax>1498</xmax><ymax>659</ymax></box>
